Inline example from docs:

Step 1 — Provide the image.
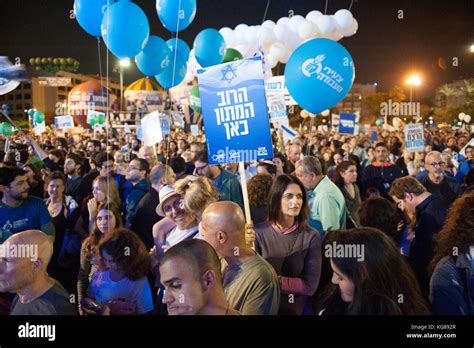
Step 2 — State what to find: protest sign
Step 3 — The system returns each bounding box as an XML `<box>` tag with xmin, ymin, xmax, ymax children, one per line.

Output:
<box><xmin>404</xmin><ymin>123</ymin><xmax>425</xmax><ymax>152</ymax></box>
<box><xmin>54</xmin><ymin>115</ymin><xmax>74</xmax><ymax>130</ymax></box>
<box><xmin>338</xmin><ymin>113</ymin><xmax>356</xmax><ymax>135</ymax></box>
<box><xmin>197</xmin><ymin>56</ymin><xmax>273</xmax><ymax>165</ymax></box>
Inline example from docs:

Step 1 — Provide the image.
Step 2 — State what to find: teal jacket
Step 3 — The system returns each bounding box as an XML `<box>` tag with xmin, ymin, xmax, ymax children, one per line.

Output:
<box><xmin>213</xmin><ymin>170</ymin><xmax>245</xmax><ymax>213</ymax></box>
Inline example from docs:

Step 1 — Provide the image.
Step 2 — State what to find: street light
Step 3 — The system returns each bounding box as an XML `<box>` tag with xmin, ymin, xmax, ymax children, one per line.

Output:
<box><xmin>119</xmin><ymin>58</ymin><xmax>130</xmax><ymax>111</ymax></box>
<box><xmin>470</xmin><ymin>44</ymin><xmax>474</xmax><ymax>53</ymax></box>
<box><xmin>405</xmin><ymin>74</ymin><xmax>422</xmax><ymax>103</ymax></box>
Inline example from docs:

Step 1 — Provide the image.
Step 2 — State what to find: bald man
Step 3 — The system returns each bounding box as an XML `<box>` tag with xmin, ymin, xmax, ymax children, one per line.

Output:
<box><xmin>160</xmin><ymin>239</ymin><xmax>240</xmax><ymax>315</ymax></box>
<box><xmin>0</xmin><ymin>230</ymin><xmax>77</xmax><ymax>315</ymax></box>
<box><xmin>199</xmin><ymin>202</ymin><xmax>280</xmax><ymax>315</ymax></box>
<box><xmin>287</xmin><ymin>143</ymin><xmax>302</xmax><ymax>174</ymax></box>
<box><xmin>139</xmin><ymin>146</ymin><xmax>157</xmax><ymax>169</ymax></box>
<box><xmin>418</xmin><ymin>151</ymin><xmax>461</xmax><ymax>203</ymax></box>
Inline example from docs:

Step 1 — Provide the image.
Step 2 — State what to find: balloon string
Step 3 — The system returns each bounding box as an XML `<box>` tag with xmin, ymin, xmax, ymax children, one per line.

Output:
<box><xmin>348</xmin><ymin>0</ymin><xmax>354</xmax><ymax>11</ymax></box>
<box><xmin>261</xmin><ymin>0</ymin><xmax>271</xmax><ymax>23</ymax></box>
<box><xmin>105</xmin><ymin>0</ymin><xmax>110</xmax><ymax>213</ymax></box>
<box><xmin>325</xmin><ymin>0</ymin><xmax>329</xmax><ymax>14</ymax></box>
<box><xmin>165</xmin><ymin>0</ymin><xmax>182</xmax><ymax>173</ymax></box>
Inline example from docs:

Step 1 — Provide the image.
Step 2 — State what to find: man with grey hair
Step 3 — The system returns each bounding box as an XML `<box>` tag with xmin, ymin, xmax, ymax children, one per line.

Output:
<box><xmin>132</xmin><ymin>164</ymin><xmax>175</xmax><ymax>249</ymax></box>
<box><xmin>417</xmin><ymin>151</ymin><xmax>461</xmax><ymax>203</ymax></box>
<box><xmin>295</xmin><ymin>156</ymin><xmax>346</xmax><ymax>236</ymax></box>
<box><xmin>0</xmin><ymin>230</ymin><xmax>77</xmax><ymax>315</ymax></box>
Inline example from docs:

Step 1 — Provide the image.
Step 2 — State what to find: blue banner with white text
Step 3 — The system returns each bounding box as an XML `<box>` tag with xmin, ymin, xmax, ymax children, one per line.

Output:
<box><xmin>197</xmin><ymin>56</ymin><xmax>273</xmax><ymax>165</ymax></box>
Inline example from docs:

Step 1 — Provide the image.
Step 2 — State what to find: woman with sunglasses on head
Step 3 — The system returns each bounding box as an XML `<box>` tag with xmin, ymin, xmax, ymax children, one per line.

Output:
<box><xmin>77</xmin><ymin>204</ymin><xmax>122</xmax><ymax>314</ymax></box>
<box><xmin>254</xmin><ymin>174</ymin><xmax>322</xmax><ymax>315</ymax></box>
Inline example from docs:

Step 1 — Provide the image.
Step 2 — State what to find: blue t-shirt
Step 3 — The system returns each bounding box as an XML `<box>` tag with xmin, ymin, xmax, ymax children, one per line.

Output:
<box><xmin>0</xmin><ymin>196</ymin><xmax>53</xmax><ymax>242</ymax></box>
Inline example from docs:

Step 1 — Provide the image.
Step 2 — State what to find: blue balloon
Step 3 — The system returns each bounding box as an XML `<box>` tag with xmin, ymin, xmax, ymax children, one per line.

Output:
<box><xmin>156</xmin><ymin>0</ymin><xmax>197</xmax><ymax>32</ymax></box>
<box><xmin>135</xmin><ymin>36</ymin><xmax>170</xmax><ymax>77</ymax></box>
<box><xmin>285</xmin><ymin>38</ymin><xmax>355</xmax><ymax>114</ymax></box>
<box><xmin>193</xmin><ymin>28</ymin><xmax>226</xmax><ymax>68</ymax></box>
<box><xmin>74</xmin><ymin>0</ymin><xmax>110</xmax><ymax>37</ymax></box>
<box><xmin>166</xmin><ymin>38</ymin><xmax>190</xmax><ymax>63</ymax></box>
<box><xmin>101</xmin><ymin>1</ymin><xmax>150</xmax><ymax>59</ymax></box>
<box><xmin>155</xmin><ymin>56</ymin><xmax>187</xmax><ymax>88</ymax></box>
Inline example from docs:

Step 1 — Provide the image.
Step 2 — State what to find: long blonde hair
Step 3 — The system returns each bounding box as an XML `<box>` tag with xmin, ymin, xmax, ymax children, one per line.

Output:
<box><xmin>92</xmin><ymin>176</ymin><xmax>122</xmax><ymax>211</ymax></box>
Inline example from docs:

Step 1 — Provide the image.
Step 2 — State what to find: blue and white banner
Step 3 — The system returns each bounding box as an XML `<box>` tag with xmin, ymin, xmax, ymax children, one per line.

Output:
<box><xmin>54</xmin><ymin>115</ymin><xmax>74</xmax><ymax>130</ymax></box>
<box><xmin>404</xmin><ymin>123</ymin><xmax>425</xmax><ymax>153</ymax></box>
<box><xmin>197</xmin><ymin>56</ymin><xmax>273</xmax><ymax>165</ymax></box>
<box><xmin>338</xmin><ymin>113</ymin><xmax>356</xmax><ymax>135</ymax></box>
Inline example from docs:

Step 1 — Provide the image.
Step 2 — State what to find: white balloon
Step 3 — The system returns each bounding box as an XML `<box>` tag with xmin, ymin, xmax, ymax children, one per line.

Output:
<box><xmin>327</xmin><ymin>29</ymin><xmax>343</xmax><ymax>41</ymax></box>
<box><xmin>465</xmin><ymin>115</ymin><xmax>472</xmax><ymax>123</ymax></box>
<box><xmin>298</xmin><ymin>20</ymin><xmax>315</xmax><ymax>40</ymax></box>
<box><xmin>342</xmin><ymin>18</ymin><xmax>358</xmax><ymax>37</ymax></box>
<box><xmin>280</xmin><ymin>49</ymin><xmax>292</xmax><ymax>64</ymax></box>
<box><xmin>274</xmin><ymin>24</ymin><xmax>290</xmax><ymax>43</ymax></box>
<box><xmin>306</xmin><ymin>10</ymin><xmax>323</xmax><ymax>24</ymax></box>
<box><xmin>258</xmin><ymin>26</ymin><xmax>275</xmax><ymax>48</ymax></box>
<box><xmin>233</xmin><ymin>44</ymin><xmax>249</xmax><ymax>57</ymax></box>
<box><xmin>459</xmin><ymin>112</ymin><xmax>466</xmax><ymax>120</ymax></box>
<box><xmin>267</xmin><ymin>54</ymin><xmax>278</xmax><ymax>68</ymax></box>
<box><xmin>334</xmin><ymin>9</ymin><xmax>353</xmax><ymax>29</ymax></box>
<box><xmin>269</xmin><ymin>42</ymin><xmax>286</xmax><ymax>61</ymax></box>
<box><xmin>219</xmin><ymin>27</ymin><xmax>236</xmax><ymax>47</ymax></box>
<box><xmin>245</xmin><ymin>26</ymin><xmax>259</xmax><ymax>45</ymax></box>
<box><xmin>321</xmin><ymin>110</ymin><xmax>330</xmax><ymax>116</ymax></box>
<box><xmin>262</xmin><ymin>20</ymin><xmax>276</xmax><ymax>29</ymax></box>
<box><xmin>286</xmin><ymin>32</ymin><xmax>301</xmax><ymax>52</ymax></box>
<box><xmin>277</xmin><ymin>17</ymin><xmax>290</xmax><ymax>26</ymax></box>
<box><xmin>288</xmin><ymin>15</ymin><xmax>305</xmax><ymax>32</ymax></box>
<box><xmin>315</xmin><ymin>15</ymin><xmax>335</xmax><ymax>35</ymax></box>
<box><xmin>234</xmin><ymin>24</ymin><xmax>249</xmax><ymax>44</ymax></box>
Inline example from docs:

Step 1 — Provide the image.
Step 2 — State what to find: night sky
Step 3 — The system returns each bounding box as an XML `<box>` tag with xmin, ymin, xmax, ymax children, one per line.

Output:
<box><xmin>1</xmin><ymin>0</ymin><xmax>473</xmax><ymax>101</ymax></box>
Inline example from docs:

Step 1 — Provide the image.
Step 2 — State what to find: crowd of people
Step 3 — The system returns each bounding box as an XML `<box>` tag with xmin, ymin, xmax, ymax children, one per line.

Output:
<box><xmin>0</xmin><ymin>122</ymin><xmax>473</xmax><ymax>316</ymax></box>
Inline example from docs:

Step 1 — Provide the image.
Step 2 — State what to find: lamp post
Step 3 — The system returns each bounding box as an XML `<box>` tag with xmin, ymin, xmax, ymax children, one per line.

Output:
<box><xmin>119</xmin><ymin>58</ymin><xmax>130</xmax><ymax>111</ymax></box>
<box><xmin>405</xmin><ymin>74</ymin><xmax>422</xmax><ymax>103</ymax></box>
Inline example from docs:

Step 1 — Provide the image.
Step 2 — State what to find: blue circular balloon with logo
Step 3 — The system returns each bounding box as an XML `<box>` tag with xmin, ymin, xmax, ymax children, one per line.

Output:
<box><xmin>101</xmin><ymin>1</ymin><xmax>150</xmax><ymax>59</ymax></box>
<box><xmin>193</xmin><ymin>28</ymin><xmax>226</xmax><ymax>68</ymax></box>
<box><xmin>285</xmin><ymin>38</ymin><xmax>355</xmax><ymax>114</ymax></box>
<box><xmin>74</xmin><ymin>0</ymin><xmax>111</xmax><ymax>37</ymax></box>
<box><xmin>156</xmin><ymin>0</ymin><xmax>197</xmax><ymax>32</ymax></box>
<box><xmin>135</xmin><ymin>36</ymin><xmax>170</xmax><ymax>76</ymax></box>
<box><xmin>166</xmin><ymin>38</ymin><xmax>190</xmax><ymax>63</ymax></box>
<box><xmin>155</xmin><ymin>56</ymin><xmax>187</xmax><ymax>88</ymax></box>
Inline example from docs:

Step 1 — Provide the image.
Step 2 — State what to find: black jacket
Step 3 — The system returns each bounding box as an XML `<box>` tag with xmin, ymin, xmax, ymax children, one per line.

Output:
<box><xmin>410</xmin><ymin>192</ymin><xmax>450</xmax><ymax>297</ymax></box>
<box><xmin>131</xmin><ymin>187</ymin><xmax>162</xmax><ymax>250</ymax></box>
<box><xmin>361</xmin><ymin>162</ymin><xmax>403</xmax><ymax>198</ymax></box>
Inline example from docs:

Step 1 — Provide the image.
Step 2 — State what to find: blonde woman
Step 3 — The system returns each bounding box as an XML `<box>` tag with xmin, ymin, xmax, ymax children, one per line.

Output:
<box><xmin>75</xmin><ymin>176</ymin><xmax>122</xmax><ymax>237</ymax></box>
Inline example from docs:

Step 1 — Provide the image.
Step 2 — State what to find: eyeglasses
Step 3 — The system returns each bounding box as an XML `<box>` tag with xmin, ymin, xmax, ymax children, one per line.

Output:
<box><xmin>128</xmin><ymin>165</ymin><xmax>140</xmax><ymax>171</ymax></box>
<box><xmin>427</xmin><ymin>161</ymin><xmax>445</xmax><ymax>167</ymax></box>
<box><xmin>194</xmin><ymin>163</ymin><xmax>208</xmax><ymax>173</ymax></box>
<box><xmin>163</xmin><ymin>198</ymin><xmax>185</xmax><ymax>214</ymax></box>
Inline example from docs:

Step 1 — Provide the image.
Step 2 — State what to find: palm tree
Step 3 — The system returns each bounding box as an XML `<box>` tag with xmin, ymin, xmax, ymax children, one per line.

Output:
<box><xmin>464</xmin><ymin>79</ymin><xmax>474</xmax><ymax>94</ymax></box>
<box><xmin>438</xmin><ymin>84</ymin><xmax>457</xmax><ymax>97</ymax></box>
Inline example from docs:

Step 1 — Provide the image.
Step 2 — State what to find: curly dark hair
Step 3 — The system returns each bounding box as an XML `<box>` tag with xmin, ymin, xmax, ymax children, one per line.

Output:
<box><xmin>430</xmin><ymin>192</ymin><xmax>474</xmax><ymax>274</ymax></box>
<box><xmin>359</xmin><ymin>197</ymin><xmax>402</xmax><ymax>244</ymax></box>
<box><xmin>98</xmin><ymin>228</ymin><xmax>150</xmax><ymax>281</ymax></box>
<box><xmin>248</xmin><ymin>174</ymin><xmax>273</xmax><ymax>207</ymax></box>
